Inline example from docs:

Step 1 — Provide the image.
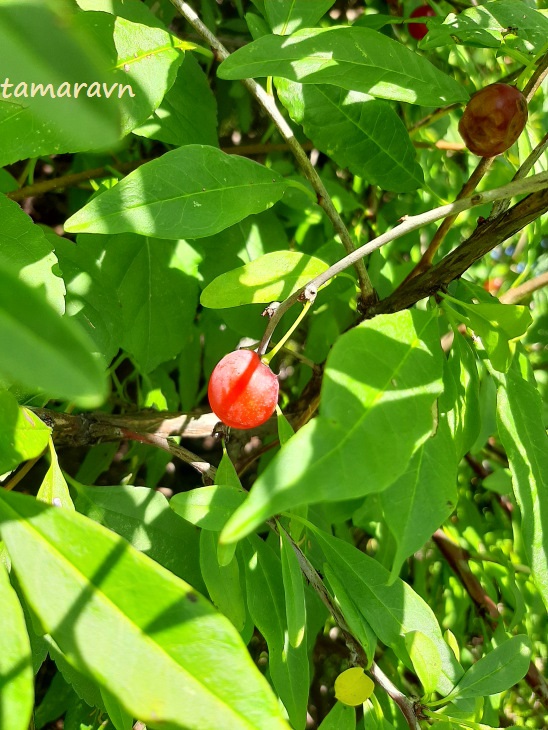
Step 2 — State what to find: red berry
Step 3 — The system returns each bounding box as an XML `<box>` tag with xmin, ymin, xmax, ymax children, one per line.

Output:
<box><xmin>409</xmin><ymin>4</ymin><xmax>435</xmax><ymax>40</ymax></box>
<box><xmin>208</xmin><ymin>350</ymin><xmax>279</xmax><ymax>430</ymax></box>
<box><xmin>458</xmin><ymin>83</ymin><xmax>528</xmax><ymax>157</ymax></box>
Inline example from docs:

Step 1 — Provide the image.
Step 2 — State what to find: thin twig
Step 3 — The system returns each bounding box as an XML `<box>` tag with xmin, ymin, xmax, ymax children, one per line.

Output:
<box><xmin>1</xmin><ymin>450</ymin><xmax>46</xmax><ymax>491</ymax></box>
<box><xmin>119</xmin><ymin>428</ymin><xmax>216</xmax><ymax>483</ymax></box>
<box><xmin>257</xmin><ymin>172</ymin><xmax>548</xmax><ymax>349</ymax></box>
<box><xmin>499</xmin><ymin>271</ymin><xmax>548</xmax><ymax>304</ymax></box>
<box><xmin>168</xmin><ymin>0</ymin><xmax>375</xmax><ymax>305</ymax></box>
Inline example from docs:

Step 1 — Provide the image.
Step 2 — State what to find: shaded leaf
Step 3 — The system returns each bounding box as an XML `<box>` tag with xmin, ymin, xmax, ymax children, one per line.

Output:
<box><xmin>312</xmin><ymin>526</ymin><xmax>463</xmax><ymax>696</ymax></box>
<box><xmin>170</xmin><ymin>486</ymin><xmax>246</xmax><ymax>531</ymax></box>
<box><xmin>0</xmin><ymin>267</ymin><xmax>107</xmax><ymax>407</ymax></box>
<box><xmin>318</xmin><ymin>701</ymin><xmax>355</xmax><ymax>730</ymax></box>
<box><xmin>496</xmin><ymin>353</ymin><xmax>548</xmax><ymax>609</ymax></box>
<box><xmin>0</xmin><ymin>196</ymin><xmax>65</xmax><ymax>314</ymax></box>
<box><xmin>382</xmin><ymin>416</ymin><xmax>457</xmax><ymax>583</ymax></box>
<box><xmin>218</xmin><ymin>26</ymin><xmax>468</xmax><ymax>106</ymax></box>
<box><xmin>264</xmin><ymin>0</ymin><xmax>336</xmax><ymax>35</ymax></box>
<box><xmin>200</xmin><ymin>530</ymin><xmax>246</xmax><ymax>631</ymax></box>
<box><xmin>445</xmin><ymin>635</ymin><xmax>531</xmax><ymax>701</ymax></box>
<box><xmin>276</xmin><ymin>80</ymin><xmax>423</xmax><ymax>192</ymax></box>
<box><xmin>65</xmin><ymin>146</ymin><xmax>287</xmax><ymax>239</ymax></box>
<box><xmin>0</xmin><ymin>563</ymin><xmax>33</xmax><ymax>730</ymax></box>
<box><xmin>72</xmin><ymin>481</ymin><xmax>205</xmax><ymax>592</ymax></box>
<box><xmin>405</xmin><ymin>630</ymin><xmax>442</xmax><ymax>696</ymax></box>
<box><xmin>134</xmin><ymin>53</ymin><xmax>218</xmax><ymax>146</ymax></box>
<box><xmin>279</xmin><ymin>527</ymin><xmax>306</xmax><ymax>648</ymax></box>
<box><xmin>37</xmin><ymin>440</ymin><xmax>75</xmax><ymax>509</ymax></box>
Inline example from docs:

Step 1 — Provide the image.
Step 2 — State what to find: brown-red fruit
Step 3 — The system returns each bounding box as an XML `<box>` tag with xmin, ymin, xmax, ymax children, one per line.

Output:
<box><xmin>208</xmin><ymin>350</ymin><xmax>279</xmax><ymax>430</ymax></box>
<box><xmin>409</xmin><ymin>4</ymin><xmax>435</xmax><ymax>40</ymax></box>
<box><xmin>458</xmin><ymin>83</ymin><xmax>528</xmax><ymax>157</ymax></box>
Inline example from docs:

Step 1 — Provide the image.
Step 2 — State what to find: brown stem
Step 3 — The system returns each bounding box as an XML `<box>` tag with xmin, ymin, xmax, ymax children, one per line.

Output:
<box><xmin>368</xmin><ymin>187</ymin><xmax>548</xmax><ymax>316</ymax></box>
<box><xmin>499</xmin><ymin>271</ymin><xmax>548</xmax><ymax>304</ymax></box>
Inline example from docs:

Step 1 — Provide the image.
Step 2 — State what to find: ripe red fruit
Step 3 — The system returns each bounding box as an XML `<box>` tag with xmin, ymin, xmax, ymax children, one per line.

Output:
<box><xmin>458</xmin><ymin>83</ymin><xmax>528</xmax><ymax>157</ymax></box>
<box><xmin>208</xmin><ymin>350</ymin><xmax>279</xmax><ymax>430</ymax></box>
<box><xmin>409</xmin><ymin>4</ymin><xmax>435</xmax><ymax>40</ymax></box>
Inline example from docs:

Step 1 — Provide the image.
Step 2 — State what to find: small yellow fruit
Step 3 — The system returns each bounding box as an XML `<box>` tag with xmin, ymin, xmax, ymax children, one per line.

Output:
<box><xmin>334</xmin><ymin>667</ymin><xmax>375</xmax><ymax>706</ymax></box>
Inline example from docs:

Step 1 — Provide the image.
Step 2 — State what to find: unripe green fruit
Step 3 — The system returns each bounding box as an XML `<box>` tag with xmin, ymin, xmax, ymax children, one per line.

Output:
<box><xmin>208</xmin><ymin>350</ymin><xmax>279</xmax><ymax>430</ymax></box>
<box><xmin>458</xmin><ymin>83</ymin><xmax>528</xmax><ymax>157</ymax></box>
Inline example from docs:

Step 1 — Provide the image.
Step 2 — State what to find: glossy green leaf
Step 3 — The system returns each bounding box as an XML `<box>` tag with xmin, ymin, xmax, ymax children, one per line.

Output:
<box><xmin>0</xmin><ymin>490</ymin><xmax>289</xmax><ymax>730</ymax></box>
<box><xmin>74</xmin><ymin>233</ymin><xmax>199</xmax><ymax>373</ymax></box>
<box><xmin>72</xmin><ymin>481</ymin><xmax>205</xmax><ymax>592</ymax></box>
<box><xmin>264</xmin><ymin>0</ymin><xmax>335</xmax><ymax>34</ymax></box>
<box><xmin>242</xmin><ymin>536</ymin><xmax>309</xmax><ymax>730</ymax></box>
<box><xmin>221</xmin><ymin>310</ymin><xmax>444</xmax><ymax>543</ymax></box>
<box><xmin>277</xmin><ymin>411</ymin><xmax>295</xmax><ymax>447</ymax></box>
<box><xmin>0</xmin><ymin>0</ymin><xmax>121</xmax><ymax>166</ymax></box>
<box><xmin>170</xmin><ymin>486</ymin><xmax>246</xmax><ymax>531</ymax></box>
<box><xmin>77</xmin><ymin>12</ymin><xmax>187</xmax><ymax>136</ymax></box>
<box><xmin>216</xmin><ymin>449</ymin><xmax>244</xmax><ymax>490</ymax></box>
<box><xmin>201</xmin><ymin>251</ymin><xmax>329</xmax><ymax>308</ymax></box>
<box><xmin>381</xmin><ymin>416</ymin><xmax>457</xmax><ymax>583</ymax></box>
<box><xmin>496</xmin><ymin>354</ymin><xmax>548</xmax><ymax>609</ymax></box>
<box><xmin>200</xmin><ymin>530</ymin><xmax>246</xmax><ymax>631</ymax></box>
<box><xmin>37</xmin><ymin>440</ymin><xmax>75</xmax><ymax>509</ymax></box>
<box><xmin>218</xmin><ymin>27</ymin><xmax>468</xmax><ymax>106</ymax></box>
<box><xmin>134</xmin><ymin>53</ymin><xmax>218</xmax><ymax>146</ymax></box>
<box><xmin>311</xmin><ymin>527</ymin><xmax>463</xmax><ymax>696</ymax></box>
<box><xmin>444</xmin><ymin>635</ymin><xmax>531</xmax><ymax>701</ymax></box>
<box><xmin>47</xmin><ymin>637</ymin><xmax>105</xmax><ymax>713</ymax></box>
<box><xmin>405</xmin><ymin>630</ymin><xmax>442</xmax><ymax>696</ymax></box>
<box><xmin>51</xmin><ymin>232</ymin><xmax>123</xmax><ymax>363</ymax></box>
<box><xmin>64</xmin><ymin>146</ymin><xmax>287</xmax><ymax>239</ymax></box>
<box><xmin>317</xmin><ymin>701</ymin><xmax>355</xmax><ymax>730</ymax></box>
<box><xmin>0</xmin><ymin>563</ymin><xmax>33</xmax><ymax>730</ymax></box>
<box><xmin>0</xmin><ymin>196</ymin><xmax>65</xmax><ymax>314</ymax></box>
<box><xmin>276</xmin><ymin>80</ymin><xmax>423</xmax><ymax>192</ymax></box>
<box><xmin>0</xmin><ymin>391</ymin><xmax>50</xmax><ymax>473</ymax></box>
<box><xmin>0</xmin><ymin>267</ymin><xmax>107</xmax><ymax>407</ymax></box>
<box><xmin>279</xmin><ymin>527</ymin><xmax>306</xmax><ymax>648</ymax></box>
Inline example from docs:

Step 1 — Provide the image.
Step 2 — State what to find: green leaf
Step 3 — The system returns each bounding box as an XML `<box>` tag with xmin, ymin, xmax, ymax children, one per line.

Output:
<box><xmin>275</xmin><ymin>80</ymin><xmax>423</xmax><ymax>193</ymax></box>
<box><xmin>72</xmin><ymin>481</ymin><xmax>205</xmax><ymax>592</ymax></box>
<box><xmin>317</xmin><ymin>701</ymin><xmax>355</xmax><ymax>730</ymax></box>
<box><xmin>78</xmin><ymin>12</ymin><xmax>187</xmax><ymax>136</ymax></box>
<box><xmin>37</xmin><ymin>440</ymin><xmax>75</xmax><ymax>509</ymax></box>
<box><xmin>50</xmin><ymin>231</ymin><xmax>123</xmax><ymax>363</ymax></box>
<box><xmin>439</xmin><ymin>331</ymin><xmax>480</xmax><ymax>461</ymax></box>
<box><xmin>34</xmin><ymin>671</ymin><xmax>74</xmax><ymax>730</ymax></box>
<box><xmin>0</xmin><ymin>267</ymin><xmax>107</xmax><ymax>407</ymax></box>
<box><xmin>277</xmin><ymin>411</ymin><xmax>295</xmax><ymax>447</ymax></box>
<box><xmin>0</xmin><ymin>196</ymin><xmax>65</xmax><ymax>314</ymax></box>
<box><xmin>216</xmin><ymin>449</ymin><xmax>244</xmax><ymax>490</ymax></box>
<box><xmin>0</xmin><ymin>0</ymin><xmax>121</xmax><ymax>166</ymax></box>
<box><xmin>448</xmin><ymin>299</ymin><xmax>532</xmax><ymax>373</ymax></box>
<box><xmin>496</xmin><ymin>354</ymin><xmax>548</xmax><ymax>609</ymax></box>
<box><xmin>201</xmin><ymin>251</ymin><xmax>329</xmax><ymax>308</ymax></box>
<box><xmin>134</xmin><ymin>53</ymin><xmax>218</xmax><ymax>146</ymax></box>
<box><xmin>405</xmin><ymin>630</ymin><xmax>442</xmax><ymax>696</ymax></box>
<box><xmin>421</xmin><ymin>1</ymin><xmax>548</xmax><ymax>56</ymax></box>
<box><xmin>200</xmin><ymin>530</ymin><xmax>246</xmax><ymax>631</ymax></box>
<box><xmin>170</xmin><ymin>486</ymin><xmax>246</xmax><ymax>531</ymax></box>
<box><xmin>0</xmin><ymin>563</ymin><xmax>33</xmax><ymax>730</ymax></box>
<box><xmin>221</xmin><ymin>310</ymin><xmax>444</xmax><ymax>543</ymax></box>
<box><xmin>279</xmin><ymin>527</ymin><xmax>306</xmax><ymax>648</ymax></box>
<box><xmin>444</xmin><ymin>635</ymin><xmax>531</xmax><ymax>701</ymax></box>
<box><xmin>74</xmin><ymin>234</ymin><xmax>199</xmax><ymax>373</ymax></box>
<box><xmin>381</xmin><ymin>416</ymin><xmax>457</xmax><ymax>583</ymax></box>
<box><xmin>101</xmin><ymin>687</ymin><xmax>134</xmax><ymax>730</ymax></box>
<box><xmin>311</xmin><ymin>527</ymin><xmax>464</xmax><ymax>696</ymax></box>
<box><xmin>264</xmin><ymin>0</ymin><xmax>336</xmax><ymax>35</ymax></box>
<box><xmin>323</xmin><ymin>563</ymin><xmax>377</xmax><ymax>666</ymax></box>
<box><xmin>218</xmin><ymin>26</ymin><xmax>468</xmax><ymax>106</ymax></box>
<box><xmin>242</xmin><ymin>536</ymin><xmax>309</xmax><ymax>730</ymax></box>
<box><xmin>65</xmin><ymin>146</ymin><xmax>287</xmax><ymax>239</ymax></box>
<box><xmin>0</xmin><ymin>391</ymin><xmax>50</xmax><ymax>473</ymax></box>
<box><xmin>0</xmin><ymin>490</ymin><xmax>289</xmax><ymax>730</ymax></box>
